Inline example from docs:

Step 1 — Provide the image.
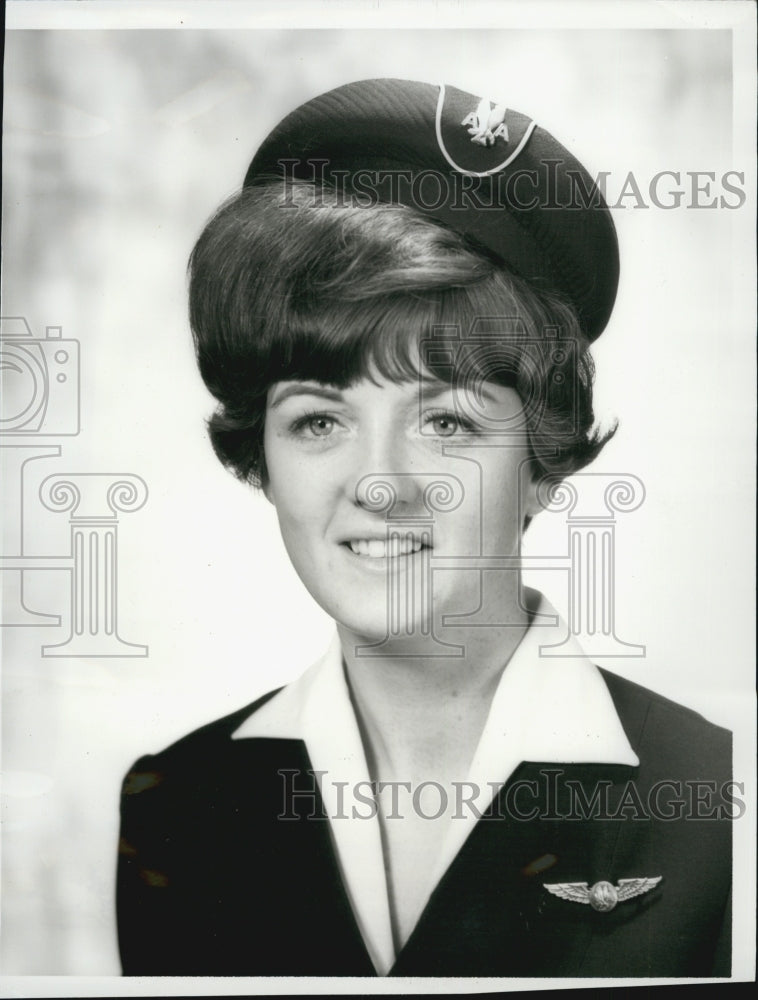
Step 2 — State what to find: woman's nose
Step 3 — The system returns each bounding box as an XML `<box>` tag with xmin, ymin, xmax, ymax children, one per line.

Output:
<box><xmin>350</xmin><ymin>431</ymin><xmax>422</xmax><ymax>512</ymax></box>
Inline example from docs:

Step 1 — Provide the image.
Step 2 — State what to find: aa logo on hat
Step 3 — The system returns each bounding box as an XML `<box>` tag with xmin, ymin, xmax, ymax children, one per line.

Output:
<box><xmin>435</xmin><ymin>83</ymin><xmax>537</xmax><ymax>177</ymax></box>
<box><xmin>461</xmin><ymin>98</ymin><xmax>509</xmax><ymax>147</ymax></box>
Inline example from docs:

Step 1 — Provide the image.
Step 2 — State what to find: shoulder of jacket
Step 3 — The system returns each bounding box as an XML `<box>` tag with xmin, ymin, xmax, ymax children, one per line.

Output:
<box><xmin>598</xmin><ymin>666</ymin><xmax>732</xmax><ymax>762</ymax></box>
<box><xmin>121</xmin><ymin>686</ymin><xmax>284</xmax><ymax>795</ymax></box>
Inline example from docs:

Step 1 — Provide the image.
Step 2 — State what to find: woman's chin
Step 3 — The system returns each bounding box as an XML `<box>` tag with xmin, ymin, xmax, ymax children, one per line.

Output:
<box><xmin>335</xmin><ymin>616</ymin><xmax>441</xmax><ymax>657</ymax></box>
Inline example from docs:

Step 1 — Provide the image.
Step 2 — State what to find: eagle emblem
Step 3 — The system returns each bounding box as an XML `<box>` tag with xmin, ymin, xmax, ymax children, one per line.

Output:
<box><xmin>461</xmin><ymin>98</ymin><xmax>509</xmax><ymax>147</ymax></box>
<box><xmin>543</xmin><ymin>877</ymin><xmax>662</xmax><ymax>912</ymax></box>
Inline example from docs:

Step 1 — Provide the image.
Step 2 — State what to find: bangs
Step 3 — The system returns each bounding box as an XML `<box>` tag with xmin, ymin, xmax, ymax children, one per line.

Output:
<box><xmin>257</xmin><ymin>279</ymin><xmax>532</xmax><ymax>393</ymax></box>
<box><xmin>189</xmin><ymin>180</ymin><xmax>608</xmax><ymax>487</ymax></box>
<box><xmin>189</xmin><ymin>181</ymin><xmax>532</xmax><ymax>407</ymax></box>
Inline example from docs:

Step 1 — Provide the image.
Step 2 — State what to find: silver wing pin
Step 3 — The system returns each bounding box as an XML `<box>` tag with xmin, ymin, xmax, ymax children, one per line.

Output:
<box><xmin>544</xmin><ymin>877</ymin><xmax>662</xmax><ymax>912</ymax></box>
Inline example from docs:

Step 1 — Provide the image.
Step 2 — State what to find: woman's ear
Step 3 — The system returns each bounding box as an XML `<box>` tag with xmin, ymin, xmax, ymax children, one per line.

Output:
<box><xmin>259</xmin><ymin>455</ymin><xmax>274</xmax><ymax>504</ymax></box>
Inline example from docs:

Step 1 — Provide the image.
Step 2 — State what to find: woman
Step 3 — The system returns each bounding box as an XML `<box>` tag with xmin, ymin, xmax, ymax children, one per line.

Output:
<box><xmin>117</xmin><ymin>78</ymin><xmax>731</xmax><ymax>978</ymax></box>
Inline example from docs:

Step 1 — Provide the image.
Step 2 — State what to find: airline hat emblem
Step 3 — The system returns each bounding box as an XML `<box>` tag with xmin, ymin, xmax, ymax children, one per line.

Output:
<box><xmin>461</xmin><ymin>97</ymin><xmax>510</xmax><ymax>147</ymax></box>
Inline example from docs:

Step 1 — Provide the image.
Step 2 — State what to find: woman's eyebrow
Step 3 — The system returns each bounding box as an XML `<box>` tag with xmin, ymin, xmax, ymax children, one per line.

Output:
<box><xmin>420</xmin><ymin>381</ymin><xmax>501</xmax><ymax>406</ymax></box>
<box><xmin>269</xmin><ymin>384</ymin><xmax>344</xmax><ymax>408</ymax></box>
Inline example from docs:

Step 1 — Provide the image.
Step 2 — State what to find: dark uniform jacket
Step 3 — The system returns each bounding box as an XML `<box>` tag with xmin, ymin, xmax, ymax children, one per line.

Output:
<box><xmin>117</xmin><ymin>657</ymin><xmax>732</xmax><ymax>978</ymax></box>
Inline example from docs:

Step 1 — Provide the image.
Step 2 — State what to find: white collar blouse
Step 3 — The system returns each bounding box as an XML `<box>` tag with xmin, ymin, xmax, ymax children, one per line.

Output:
<box><xmin>232</xmin><ymin>591</ymin><xmax>639</xmax><ymax>976</ymax></box>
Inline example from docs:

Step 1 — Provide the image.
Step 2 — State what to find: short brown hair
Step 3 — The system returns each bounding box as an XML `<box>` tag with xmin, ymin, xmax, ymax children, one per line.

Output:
<box><xmin>188</xmin><ymin>180</ymin><xmax>615</xmax><ymax>488</ymax></box>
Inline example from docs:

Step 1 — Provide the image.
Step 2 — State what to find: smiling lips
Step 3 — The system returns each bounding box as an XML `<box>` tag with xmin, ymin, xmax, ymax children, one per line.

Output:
<box><xmin>347</xmin><ymin>536</ymin><xmax>429</xmax><ymax>558</ymax></box>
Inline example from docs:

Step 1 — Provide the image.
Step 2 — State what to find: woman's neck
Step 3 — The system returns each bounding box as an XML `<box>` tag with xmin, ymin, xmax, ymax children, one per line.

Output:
<box><xmin>338</xmin><ymin>587</ymin><xmax>538</xmax><ymax>786</ymax></box>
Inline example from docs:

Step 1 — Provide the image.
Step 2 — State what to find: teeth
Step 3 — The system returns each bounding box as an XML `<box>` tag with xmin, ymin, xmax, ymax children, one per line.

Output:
<box><xmin>348</xmin><ymin>537</ymin><xmax>426</xmax><ymax>557</ymax></box>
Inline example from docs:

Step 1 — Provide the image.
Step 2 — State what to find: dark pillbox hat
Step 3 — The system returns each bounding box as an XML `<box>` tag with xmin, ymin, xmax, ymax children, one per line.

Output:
<box><xmin>245</xmin><ymin>78</ymin><xmax>619</xmax><ymax>341</ymax></box>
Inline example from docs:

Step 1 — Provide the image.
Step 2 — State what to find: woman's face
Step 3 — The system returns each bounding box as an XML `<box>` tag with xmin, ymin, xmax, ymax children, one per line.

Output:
<box><xmin>263</xmin><ymin>372</ymin><xmax>539</xmax><ymax>645</ymax></box>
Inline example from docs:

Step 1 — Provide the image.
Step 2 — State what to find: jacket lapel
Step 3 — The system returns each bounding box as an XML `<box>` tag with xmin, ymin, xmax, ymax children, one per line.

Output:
<box><xmin>210</xmin><ymin>736</ymin><xmax>377</xmax><ymax>975</ymax></box>
<box><xmin>391</xmin><ymin>760</ymin><xmax>638</xmax><ymax>976</ymax></box>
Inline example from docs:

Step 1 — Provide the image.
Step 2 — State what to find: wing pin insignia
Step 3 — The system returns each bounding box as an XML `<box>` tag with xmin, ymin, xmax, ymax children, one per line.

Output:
<box><xmin>543</xmin><ymin>877</ymin><xmax>662</xmax><ymax>912</ymax></box>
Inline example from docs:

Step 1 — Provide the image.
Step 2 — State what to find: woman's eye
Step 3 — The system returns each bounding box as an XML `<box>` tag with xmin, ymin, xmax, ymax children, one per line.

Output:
<box><xmin>292</xmin><ymin>413</ymin><xmax>336</xmax><ymax>438</ymax></box>
<box><xmin>431</xmin><ymin>415</ymin><xmax>457</xmax><ymax>436</ymax></box>
<box><xmin>309</xmin><ymin>416</ymin><xmax>333</xmax><ymax>436</ymax></box>
<box><xmin>305</xmin><ymin>415</ymin><xmax>334</xmax><ymax>437</ymax></box>
<box><xmin>426</xmin><ymin>411</ymin><xmax>473</xmax><ymax>437</ymax></box>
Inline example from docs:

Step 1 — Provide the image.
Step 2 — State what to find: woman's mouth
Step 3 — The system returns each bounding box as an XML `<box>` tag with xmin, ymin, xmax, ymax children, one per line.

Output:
<box><xmin>345</xmin><ymin>535</ymin><xmax>429</xmax><ymax>558</ymax></box>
